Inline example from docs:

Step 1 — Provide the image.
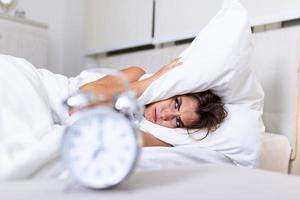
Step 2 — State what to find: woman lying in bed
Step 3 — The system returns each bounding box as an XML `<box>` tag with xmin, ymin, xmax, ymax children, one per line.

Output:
<box><xmin>79</xmin><ymin>58</ymin><xmax>228</xmax><ymax>147</ymax></box>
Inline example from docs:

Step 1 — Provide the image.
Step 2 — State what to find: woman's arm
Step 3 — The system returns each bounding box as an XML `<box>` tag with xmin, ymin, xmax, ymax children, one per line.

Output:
<box><xmin>142</xmin><ymin>132</ymin><xmax>173</xmax><ymax>147</ymax></box>
<box><xmin>79</xmin><ymin>72</ymin><xmax>161</xmax><ymax>101</ymax></box>
<box><xmin>69</xmin><ymin>67</ymin><xmax>146</xmax><ymax>115</ymax></box>
<box><xmin>93</xmin><ymin>66</ymin><xmax>146</xmax><ymax>86</ymax></box>
<box><xmin>79</xmin><ymin>67</ymin><xmax>154</xmax><ymax>102</ymax></box>
<box><xmin>80</xmin><ymin>58</ymin><xmax>182</xmax><ymax>100</ymax></box>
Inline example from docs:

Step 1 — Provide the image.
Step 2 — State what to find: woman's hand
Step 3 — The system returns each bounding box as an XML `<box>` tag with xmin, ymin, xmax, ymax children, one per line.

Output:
<box><xmin>130</xmin><ymin>58</ymin><xmax>182</xmax><ymax>97</ymax></box>
<box><xmin>153</xmin><ymin>58</ymin><xmax>183</xmax><ymax>79</ymax></box>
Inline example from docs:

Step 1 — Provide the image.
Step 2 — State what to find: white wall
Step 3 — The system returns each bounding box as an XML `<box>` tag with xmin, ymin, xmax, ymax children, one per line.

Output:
<box><xmin>12</xmin><ymin>0</ymin><xmax>86</xmax><ymax>76</ymax></box>
<box><xmin>63</xmin><ymin>0</ymin><xmax>86</xmax><ymax>76</ymax></box>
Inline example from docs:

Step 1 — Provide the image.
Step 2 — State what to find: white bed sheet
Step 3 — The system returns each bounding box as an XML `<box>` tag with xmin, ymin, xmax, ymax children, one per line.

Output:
<box><xmin>138</xmin><ymin>146</ymin><xmax>234</xmax><ymax>170</ymax></box>
<box><xmin>32</xmin><ymin>146</ymin><xmax>233</xmax><ymax>180</ymax></box>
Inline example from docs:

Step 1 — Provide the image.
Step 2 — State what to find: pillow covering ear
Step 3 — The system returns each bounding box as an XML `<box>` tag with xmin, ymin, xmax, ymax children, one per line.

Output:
<box><xmin>138</xmin><ymin>0</ymin><xmax>264</xmax><ymax>112</ymax></box>
<box><xmin>137</xmin><ymin>0</ymin><xmax>265</xmax><ymax>167</ymax></box>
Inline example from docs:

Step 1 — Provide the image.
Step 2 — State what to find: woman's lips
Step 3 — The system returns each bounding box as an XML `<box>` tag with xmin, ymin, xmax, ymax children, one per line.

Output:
<box><xmin>152</xmin><ymin>107</ymin><xmax>157</xmax><ymax>123</ymax></box>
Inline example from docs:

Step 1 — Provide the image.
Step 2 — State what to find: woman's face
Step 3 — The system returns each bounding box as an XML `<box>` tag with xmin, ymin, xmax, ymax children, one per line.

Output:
<box><xmin>144</xmin><ymin>95</ymin><xmax>199</xmax><ymax>128</ymax></box>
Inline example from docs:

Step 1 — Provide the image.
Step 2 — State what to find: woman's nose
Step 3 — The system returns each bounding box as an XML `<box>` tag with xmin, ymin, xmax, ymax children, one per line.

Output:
<box><xmin>160</xmin><ymin>109</ymin><xmax>179</xmax><ymax>120</ymax></box>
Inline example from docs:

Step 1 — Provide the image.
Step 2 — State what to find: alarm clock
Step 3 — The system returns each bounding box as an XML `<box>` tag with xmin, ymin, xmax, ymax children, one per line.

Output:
<box><xmin>60</xmin><ymin>70</ymin><xmax>144</xmax><ymax>189</ymax></box>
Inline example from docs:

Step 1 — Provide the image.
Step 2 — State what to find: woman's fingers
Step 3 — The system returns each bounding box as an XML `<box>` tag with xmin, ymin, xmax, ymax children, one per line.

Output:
<box><xmin>174</xmin><ymin>57</ymin><xmax>182</xmax><ymax>62</ymax></box>
<box><xmin>174</xmin><ymin>61</ymin><xmax>183</xmax><ymax>67</ymax></box>
<box><xmin>169</xmin><ymin>58</ymin><xmax>183</xmax><ymax>68</ymax></box>
<box><xmin>163</xmin><ymin>58</ymin><xmax>183</xmax><ymax>71</ymax></box>
<box><xmin>153</xmin><ymin>57</ymin><xmax>184</xmax><ymax>80</ymax></box>
<box><xmin>171</xmin><ymin>57</ymin><xmax>181</xmax><ymax>65</ymax></box>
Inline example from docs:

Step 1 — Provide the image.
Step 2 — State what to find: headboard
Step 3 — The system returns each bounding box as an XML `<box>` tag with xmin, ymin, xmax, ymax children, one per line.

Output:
<box><xmin>250</xmin><ymin>27</ymin><xmax>300</xmax><ymax>150</ymax></box>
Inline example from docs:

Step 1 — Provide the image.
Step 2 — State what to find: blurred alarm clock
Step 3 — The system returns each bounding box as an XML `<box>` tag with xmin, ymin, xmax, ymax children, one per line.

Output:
<box><xmin>60</xmin><ymin>71</ymin><xmax>144</xmax><ymax>189</ymax></box>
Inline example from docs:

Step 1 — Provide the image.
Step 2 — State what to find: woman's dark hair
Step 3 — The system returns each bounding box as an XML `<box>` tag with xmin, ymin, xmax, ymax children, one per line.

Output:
<box><xmin>185</xmin><ymin>90</ymin><xmax>227</xmax><ymax>140</ymax></box>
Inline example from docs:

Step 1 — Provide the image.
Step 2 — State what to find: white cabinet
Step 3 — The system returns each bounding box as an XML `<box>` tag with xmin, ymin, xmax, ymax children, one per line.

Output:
<box><xmin>240</xmin><ymin>0</ymin><xmax>300</xmax><ymax>26</ymax></box>
<box><xmin>154</xmin><ymin>0</ymin><xmax>223</xmax><ymax>44</ymax></box>
<box><xmin>85</xmin><ymin>0</ymin><xmax>153</xmax><ymax>55</ymax></box>
<box><xmin>86</xmin><ymin>0</ymin><xmax>300</xmax><ymax>55</ymax></box>
<box><xmin>154</xmin><ymin>0</ymin><xmax>300</xmax><ymax>44</ymax></box>
<box><xmin>0</xmin><ymin>26</ymin><xmax>18</xmax><ymax>55</ymax></box>
<box><xmin>0</xmin><ymin>15</ymin><xmax>48</xmax><ymax>67</ymax></box>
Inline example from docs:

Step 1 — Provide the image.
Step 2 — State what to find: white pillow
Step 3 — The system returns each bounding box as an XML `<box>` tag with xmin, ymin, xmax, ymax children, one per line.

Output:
<box><xmin>137</xmin><ymin>0</ymin><xmax>265</xmax><ymax>167</ymax></box>
<box><xmin>139</xmin><ymin>105</ymin><xmax>264</xmax><ymax>167</ymax></box>
<box><xmin>138</xmin><ymin>0</ymin><xmax>264</xmax><ymax>112</ymax></box>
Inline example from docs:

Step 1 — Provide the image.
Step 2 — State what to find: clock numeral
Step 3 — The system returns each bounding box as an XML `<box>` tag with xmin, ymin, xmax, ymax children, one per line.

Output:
<box><xmin>70</xmin><ymin>155</ymin><xmax>79</xmax><ymax>163</ymax></box>
<box><xmin>109</xmin><ymin>166</ymin><xmax>116</xmax><ymax>174</ymax></box>
<box><xmin>123</xmin><ymin>145</ymin><xmax>131</xmax><ymax>151</ymax></box>
<box><xmin>96</xmin><ymin>169</ymin><xmax>102</xmax><ymax>176</ymax></box>
<box><xmin>119</xmin><ymin>157</ymin><xmax>125</xmax><ymax>164</ymax></box>
<box><xmin>120</xmin><ymin>133</ymin><xmax>127</xmax><ymax>138</ymax></box>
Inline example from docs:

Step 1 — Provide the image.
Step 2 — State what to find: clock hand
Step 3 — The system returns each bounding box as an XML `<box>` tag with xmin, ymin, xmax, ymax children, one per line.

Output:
<box><xmin>97</xmin><ymin>119</ymin><xmax>105</xmax><ymax>146</ymax></box>
<box><xmin>92</xmin><ymin>147</ymin><xmax>104</xmax><ymax>159</ymax></box>
<box><xmin>91</xmin><ymin>119</ymin><xmax>106</xmax><ymax>160</ymax></box>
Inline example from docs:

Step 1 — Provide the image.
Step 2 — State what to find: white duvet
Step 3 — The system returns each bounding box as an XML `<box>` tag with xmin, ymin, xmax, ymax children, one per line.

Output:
<box><xmin>0</xmin><ymin>55</ymin><xmax>233</xmax><ymax>180</ymax></box>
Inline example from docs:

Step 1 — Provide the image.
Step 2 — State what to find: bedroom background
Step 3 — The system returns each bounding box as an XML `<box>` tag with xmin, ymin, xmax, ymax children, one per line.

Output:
<box><xmin>0</xmin><ymin>0</ymin><xmax>299</xmax><ymax>77</ymax></box>
<box><xmin>0</xmin><ymin>0</ymin><xmax>85</xmax><ymax>76</ymax></box>
<box><xmin>1</xmin><ymin>0</ymin><xmax>300</xmax><ymax>174</ymax></box>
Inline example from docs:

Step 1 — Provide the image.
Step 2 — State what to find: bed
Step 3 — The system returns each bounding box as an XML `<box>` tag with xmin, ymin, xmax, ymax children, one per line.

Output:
<box><xmin>96</xmin><ymin>25</ymin><xmax>300</xmax><ymax>174</ymax></box>
<box><xmin>1</xmin><ymin>23</ymin><xmax>299</xmax><ymax>181</ymax></box>
<box><xmin>142</xmin><ymin>26</ymin><xmax>300</xmax><ymax>174</ymax></box>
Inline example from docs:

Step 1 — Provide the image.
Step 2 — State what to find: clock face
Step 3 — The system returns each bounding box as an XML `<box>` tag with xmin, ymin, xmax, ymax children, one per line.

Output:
<box><xmin>61</xmin><ymin>107</ymin><xmax>139</xmax><ymax>189</ymax></box>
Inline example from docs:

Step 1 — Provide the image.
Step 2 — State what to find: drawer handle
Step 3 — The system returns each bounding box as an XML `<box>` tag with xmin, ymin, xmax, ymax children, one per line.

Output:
<box><xmin>0</xmin><ymin>33</ymin><xmax>2</xmax><ymax>39</ymax></box>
